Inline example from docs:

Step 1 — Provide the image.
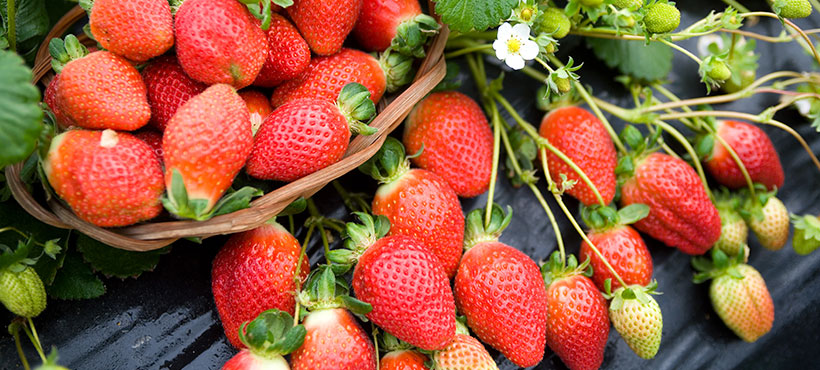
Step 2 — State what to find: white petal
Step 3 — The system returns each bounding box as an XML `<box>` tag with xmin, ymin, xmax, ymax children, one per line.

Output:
<box><xmin>505</xmin><ymin>55</ymin><xmax>525</xmax><ymax>70</ymax></box>
<box><xmin>519</xmin><ymin>40</ymin><xmax>539</xmax><ymax>60</ymax></box>
<box><xmin>795</xmin><ymin>99</ymin><xmax>812</xmax><ymax>116</ymax></box>
<box><xmin>512</xmin><ymin>23</ymin><xmax>532</xmax><ymax>39</ymax></box>
<box><xmin>497</xmin><ymin>22</ymin><xmax>513</xmax><ymax>41</ymax></box>
<box><xmin>495</xmin><ymin>45</ymin><xmax>509</xmax><ymax>61</ymax></box>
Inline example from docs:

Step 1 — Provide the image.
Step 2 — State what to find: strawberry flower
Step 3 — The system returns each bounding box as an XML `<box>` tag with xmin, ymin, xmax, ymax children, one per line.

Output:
<box><xmin>493</xmin><ymin>22</ymin><xmax>539</xmax><ymax>70</ymax></box>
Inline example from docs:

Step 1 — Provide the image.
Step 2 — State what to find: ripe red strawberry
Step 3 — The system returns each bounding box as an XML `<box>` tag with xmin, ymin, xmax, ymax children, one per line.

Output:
<box><xmin>403</xmin><ymin>91</ymin><xmax>493</xmax><ymax>198</ymax></box>
<box><xmin>87</xmin><ymin>0</ymin><xmax>174</xmax><ymax>62</ymax></box>
<box><xmin>361</xmin><ymin>137</ymin><xmax>464</xmax><ymax>278</ymax></box>
<box><xmin>352</xmin><ymin>0</ymin><xmax>439</xmax><ymax>56</ymax></box>
<box><xmin>163</xmin><ymin>84</ymin><xmax>254</xmax><ymax>220</ymax></box>
<box><xmin>329</xmin><ymin>213</ymin><xmax>456</xmax><ymax>351</ymax></box>
<box><xmin>247</xmin><ymin>83</ymin><xmax>377</xmax><ymax>182</ymax></box>
<box><xmin>581</xmin><ymin>224</ymin><xmax>652</xmax><ymax>291</ymax></box>
<box><xmin>212</xmin><ymin>220</ymin><xmax>309</xmax><ymax>348</ymax></box>
<box><xmin>238</xmin><ymin>90</ymin><xmax>273</xmax><ymax>135</ymax></box>
<box><xmin>705</xmin><ymin>120</ymin><xmax>784</xmax><ymax>191</ymax></box>
<box><xmin>291</xmin><ymin>266</ymin><xmax>376</xmax><ymax>370</ymax></box>
<box><xmin>746</xmin><ymin>195</ymin><xmax>790</xmax><ymax>250</ymax></box>
<box><xmin>271</xmin><ymin>48</ymin><xmax>387</xmax><ymax>108</ymax></box>
<box><xmin>539</xmin><ymin>106</ymin><xmax>617</xmax><ymax>206</ymax></box>
<box><xmin>432</xmin><ymin>334</ymin><xmax>498</xmax><ymax>370</ymax></box>
<box><xmin>607</xmin><ymin>284</ymin><xmax>663</xmax><ymax>359</ymax></box>
<box><xmin>134</xmin><ymin>129</ymin><xmax>164</xmax><ymax>166</ymax></box>
<box><xmin>542</xmin><ymin>253</ymin><xmax>610</xmax><ymax>370</ymax></box>
<box><xmin>287</xmin><ymin>0</ymin><xmax>362</xmax><ymax>55</ymax></box>
<box><xmin>222</xmin><ymin>309</ymin><xmax>306</xmax><ymax>370</ymax></box>
<box><xmin>254</xmin><ymin>13</ymin><xmax>311</xmax><ymax>88</ymax></box>
<box><xmin>44</xmin><ymin>74</ymin><xmax>70</xmax><ymax>128</ymax></box>
<box><xmin>141</xmin><ymin>54</ymin><xmax>207</xmax><ymax>132</ymax></box>
<box><xmin>381</xmin><ymin>350</ymin><xmax>429</xmax><ymax>370</ymax></box>
<box><xmin>54</xmin><ymin>49</ymin><xmax>150</xmax><ymax>131</ymax></box>
<box><xmin>620</xmin><ymin>152</ymin><xmax>722</xmax><ymax>255</ymax></box>
<box><xmin>175</xmin><ymin>0</ymin><xmax>268</xmax><ymax>88</ymax></box>
<box><xmin>454</xmin><ymin>206</ymin><xmax>547</xmax><ymax>367</ymax></box>
<box><xmin>43</xmin><ymin>129</ymin><xmax>164</xmax><ymax>227</ymax></box>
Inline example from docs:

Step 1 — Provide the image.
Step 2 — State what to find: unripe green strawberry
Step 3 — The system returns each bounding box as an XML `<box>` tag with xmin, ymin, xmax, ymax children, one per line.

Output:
<box><xmin>608</xmin><ymin>285</ymin><xmax>663</xmax><ymax>359</ymax></box>
<box><xmin>555</xmin><ymin>76</ymin><xmax>572</xmax><ymax>94</ymax></box>
<box><xmin>792</xmin><ymin>214</ymin><xmax>820</xmax><ymax>255</ymax></box>
<box><xmin>0</xmin><ymin>267</ymin><xmax>46</xmax><ymax>318</ymax></box>
<box><xmin>644</xmin><ymin>2</ymin><xmax>680</xmax><ymax>34</ymax></box>
<box><xmin>613</xmin><ymin>0</ymin><xmax>643</xmax><ymax>9</ymax></box>
<box><xmin>715</xmin><ymin>205</ymin><xmax>748</xmax><ymax>256</ymax></box>
<box><xmin>773</xmin><ymin>0</ymin><xmax>812</xmax><ymax>18</ymax></box>
<box><xmin>707</xmin><ymin>59</ymin><xmax>732</xmax><ymax>82</ymax></box>
<box><xmin>723</xmin><ymin>69</ymin><xmax>756</xmax><ymax>93</ymax></box>
<box><xmin>748</xmin><ymin>197</ymin><xmax>790</xmax><ymax>251</ymax></box>
<box><xmin>535</xmin><ymin>8</ymin><xmax>571</xmax><ymax>39</ymax></box>
<box><xmin>709</xmin><ymin>264</ymin><xmax>774</xmax><ymax>342</ymax></box>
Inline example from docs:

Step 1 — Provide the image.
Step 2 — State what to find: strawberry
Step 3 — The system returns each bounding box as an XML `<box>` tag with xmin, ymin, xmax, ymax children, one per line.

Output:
<box><xmin>542</xmin><ymin>253</ymin><xmax>609</xmax><ymax>370</ymax></box>
<box><xmin>792</xmin><ymin>214</ymin><xmax>820</xmax><ymax>255</ymax></box>
<box><xmin>352</xmin><ymin>0</ymin><xmax>439</xmax><ymax>56</ymax></box>
<box><xmin>287</xmin><ymin>0</ymin><xmax>362</xmax><ymax>56</ymax></box>
<box><xmin>620</xmin><ymin>151</ymin><xmax>721</xmax><ymax>255</ymax></box>
<box><xmin>212</xmin><ymin>220</ymin><xmax>310</xmax><ymax>348</ymax></box>
<box><xmin>454</xmin><ymin>205</ymin><xmax>547</xmax><ymax>367</ymax></box>
<box><xmin>693</xmin><ymin>249</ymin><xmax>774</xmax><ymax>342</ymax></box>
<box><xmin>246</xmin><ymin>83</ymin><xmax>377</xmax><ymax>182</ymax></box>
<box><xmin>50</xmin><ymin>37</ymin><xmax>150</xmax><ymax>131</ymax></box>
<box><xmin>44</xmin><ymin>74</ymin><xmax>70</xmax><ymax>128</ymax></box>
<box><xmin>643</xmin><ymin>2</ymin><xmax>680</xmax><ymax>34</ymax></box>
<box><xmin>291</xmin><ymin>266</ymin><xmax>376</xmax><ymax>370</ymax></box>
<box><xmin>613</xmin><ymin>0</ymin><xmax>643</xmax><ymax>9</ymax></box>
<box><xmin>579</xmin><ymin>205</ymin><xmax>653</xmax><ymax>291</ymax></box>
<box><xmin>534</xmin><ymin>7</ymin><xmax>572</xmax><ymax>39</ymax></box>
<box><xmin>87</xmin><ymin>0</ymin><xmax>174</xmax><ymax>62</ymax></box>
<box><xmin>744</xmin><ymin>193</ymin><xmax>790</xmax><ymax>251</ymax></box>
<box><xmin>705</xmin><ymin>59</ymin><xmax>732</xmax><ymax>82</ymax></box>
<box><xmin>432</xmin><ymin>334</ymin><xmax>498</xmax><ymax>370</ymax></box>
<box><xmin>175</xmin><ymin>0</ymin><xmax>268</xmax><ymax>88</ymax></box>
<box><xmin>774</xmin><ymin>0</ymin><xmax>812</xmax><ymax>18</ymax></box>
<box><xmin>360</xmin><ymin>137</ymin><xmax>464</xmax><ymax>278</ymax></box>
<box><xmin>271</xmin><ymin>48</ymin><xmax>388</xmax><ymax>108</ymax></box>
<box><xmin>254</xmin><ymin>13</ymin><xmax>311</xmax><ymax>88</ymax></box>
<box><xmin>704</xmin><ymin>120</ymin><xmax>784</xmax><ymax>191</ymax></box>
<box><xmin>0</xmin><ymin>266</ymin><xmax>46</xmax><ymax>318</ymax></box>
<box><xmin>239</xmin><ymin>90</ymin><xmax>273</xmax><ymax>135</ymax></box>
<box><xmin>162</xmin><ymin>84</ymin><xmax>255</xmax><ymax>220</ymax></box>
<box><xmin>134</xmin><ymin>129</ymin><xmax>164</xmax><ymax>166</ymax></box>
<box><xmin>141</xmin><ymin>54</ymin><xmax>207</xmax><ymax>132</ymax></box>
<box><xmin>222</xmin><ymin>309</ymin><xmax>306</xmax><ymax>370</ymax></box>
<box><xmin>380</xmin><ymin>350</ymin><xmax>429</xmax><ymax>370</ymax></box>
<box><xmin>713</xmin><ymin>191</ymin><xmax>748</xmax><ymax>256</ymax></box>
<box><xmin>329</xmin><ymin>213</ymin><xmax>457</xmax><ymax>351</ymax></box>
<box><xmin>43</xmin><ymin>129</ymin><xmax>164</xmax><ymax>227</ymax></box>
<box><xmin>606</xmin><ymin>283</ymin><xmax>663</xmax><ymax>359</ymax></box>
<box><xmin>403</xmin><ymin>91</ymin><xmax>493</xmax><ymax>198</ymax></box>
<box><xmin>539</xmin><ymin>106</ymin><xmax>617</xmax><ymax>206</ymax></box>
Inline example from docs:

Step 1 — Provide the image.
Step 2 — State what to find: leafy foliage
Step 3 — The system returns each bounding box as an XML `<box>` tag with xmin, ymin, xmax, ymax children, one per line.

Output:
<box><xmin>587</xmin><ymin>38</ymin><xmax>673</xmax><ymax>82</ymax></box>
<box><xmin>434</xmin><ymin>0</ymin><xmax>517</xmax><ymax>32</ymax></box>
<box><xmin>1</xmin><ymin>0</ymin><xmax>49</xmax><ymax>61</ymax></box>
<box><xmin>47</xmin><ymin>248</ymin><xmax>105</xmax><ymax>300</ymax></box>
<box><xmin>0</xmin><ymin>49</ymin><xmax>43</xmax><ymax>168</ymax></box>
<box><xmin>76</xmin><ymin>234</ymin><xmax>169</xmax><ymax>279</ymax></box>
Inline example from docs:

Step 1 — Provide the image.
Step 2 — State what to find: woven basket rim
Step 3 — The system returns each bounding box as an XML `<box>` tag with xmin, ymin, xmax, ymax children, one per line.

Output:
<box><xmin>8</xmin><ymin>4</ymin><xmax>449</xmax><ymax>252</ymax></box>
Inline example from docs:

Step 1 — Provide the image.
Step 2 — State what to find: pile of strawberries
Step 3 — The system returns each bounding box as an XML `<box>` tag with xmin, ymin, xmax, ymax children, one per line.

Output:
<box><xmin>42</xmin><ymin>0</ymin><xmax>437</xmax><ymax>225</ymax></box>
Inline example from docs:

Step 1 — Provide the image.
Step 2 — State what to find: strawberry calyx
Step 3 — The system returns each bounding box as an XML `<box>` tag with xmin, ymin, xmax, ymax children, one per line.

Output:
<box><xmin>49</xmin><ymin>35</ymin><xmax>89</xmax><ymax>74</ymax></box>
<box><xmin>392</xmin><ymin>14</ymin><xmax>440</xmax><ymax>58</ymax></box>
<box><xmin>541</xmin><ymin>251</ymin><xmax>593</xmax><ymax>287</ymax></box>
<box><xmin>297</xmin><ymin>265</ymin><xmax>373</xmax><ymax>315</ymax></box>
<box><xmin>380</xmin><ymin>50</ymin><xmax>416</xmax><ymax>93</ymax></box>
<box><xmin>737</xmin><ymin>184</ymin><xmax>776</xmax><ymax>223</ymax></box>
<box><xmin>791</xmin><ymin>213</ymin><xmax>820</xmax><ymax>255</ymax></box>
<box><xmin>580</xmin><ymin>203</ymin><xmax>649</xmax><ymax>232</ymax></box>
<box><xmin>604</xmin><ymin>280</ymin><xmax>660</xmax><ymax>304</ymax></box>
<box><xmin>337</xmin><ymin>83</ymin><xmax>378</xmax><ymax>136</ymax></box>
<box><xmin>327</xmin><ymin>212</ymin><xmax>390</xmax><ymax>267</ymax></box>
<box><xmin>692</xmin><ymin>247</ymin><xmax>748</xmax><ymax>284</ymax></box>
<box><xmin>359</xmin><ymin>137</ymin><xmax>413</xmax><ymax>185</ymax></box>
<box><xmin>463</xmin><ymin>203</ymin><xmax>512</xmax><ymax>251</ymax></box>
<box><xmin>615</xmin><ymin>125</ymin><xmax>662</xmax><ymax>180</ymax></box>
<box><xmin>237</xmin><ymin>309</ymin><xmax>306</xmax><ymax>362</ymax></box>
<box><xmin>162</xmin><ymin>169</ymin><xmax>263</xmax><ymax>221</ymax></box>
<box><xmin>380</xmin><ymin>331</ymin><xmax>414</xmax><ymax>353</ymax></box>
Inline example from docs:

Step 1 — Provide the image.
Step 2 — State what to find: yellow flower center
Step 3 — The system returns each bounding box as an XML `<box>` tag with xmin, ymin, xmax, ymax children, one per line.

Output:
<box><xmin>507</xmin><ymin>38</ymin><xmax>521</xmax><ymax>54</ymax></box>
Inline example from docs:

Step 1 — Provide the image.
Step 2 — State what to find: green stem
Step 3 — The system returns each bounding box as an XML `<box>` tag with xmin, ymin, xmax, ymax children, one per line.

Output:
<box><xmin>332</xmin><ymin>180</ymin><xmax>370</xmax><ymax>213</ymax></box>
<box><xmin>288</xmin><ymin>215</ymin><xmax>295</xmax><ymax>235</ymax></box>
<box><xmin>21</xmin><ymin>321</ymin><xmax>45</xmax><ymax>362</ymax></box>
<box><xmin>11</xmin><ymin>322</ymin><xmax>30</xmax><ymax>370</ymax></box>
<box><xmin>307</xmin><ymin>199</ymin><xmax>332</xmax><ymax>264</ymax></box>
<box><xmin>728</xmin><ymin>33</ymin><xmax>738</xmax><ymax>64</ymax></box>
<box><xmin>652</xmin><ymin>119</ymin><xmax>715</xmax><ymax>200</ymax></box>
<box><xmin>721</xmin><ymin>0</ymin><xmax>751</xmax><ymax>13</ymax></box>
<box><xmin>658</xmin><ymin>38</ymin><xmax>703</xmax><ymax>65</ymax></box>
<box><xmin>444</xmin><ymin>44</ymin><xmax>493</xmax><ymax>59</ymax></box>
<box><xmin>292</xmin><ymin>224</ymin><xmax>315</xmax><ymax>326</ymax></box>
<box><xmin>812</xmin><ymin>0</ymin><xmax>820</xmax><ymax>13</ymax></box>
<box><xmin>741</xmin><ymin>11</ymin><xmax>820</xmax><ymax>64</ymax></box>
<box><xmin>0</xmin><ymin>227</ymin><xmax>29</xmax><ymax>240</ymax></box>
<box><xmin>485</xmin><ymin>102</ymin><xmax>503</xmax><ymax>228</ymax></box>
<box><xmin>7</xmin><ymin>0</ymin><xmax>16</xmax><ymax>52</ymax></box>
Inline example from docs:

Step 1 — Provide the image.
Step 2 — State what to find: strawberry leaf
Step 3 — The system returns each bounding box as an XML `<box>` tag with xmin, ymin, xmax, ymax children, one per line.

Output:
<box><xmin>434</xmin><ymin>0</ymin><xmax>517</xmax><ymax>32</ymax></box>
<box><xmin>1</xmin><ymin>0</ymin><xmax>49</xmax><ymax>61</ymax></box>
<box><xmin>587</xmin><ymin>38</ymin><xmax>673</xmax><ymax>82</ymax></box>
<box><xmin>0</xmin><ymin>49</ymin><xmax>43</xmax><ymax>168</ymax></box>
<box><xmin>792</xmin><ymin>214</ymin><xmax>820</xmax><ymax>255</ymax></box>
<box><xmin>47</xmin><ymin>248</ymin><xmax>105</xmax><ymax>300</ymax></box>
<box><xmin>76</xmin><ymin>234</ymin><xmax>169</xmax><ymax>279</ymax></box>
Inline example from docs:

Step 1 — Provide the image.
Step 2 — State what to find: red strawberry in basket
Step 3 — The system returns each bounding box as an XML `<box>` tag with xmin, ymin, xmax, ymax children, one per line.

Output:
<box><xmin>222</xmin><ymin>309</ymin><xmax>306</xmax><ymax>370</ymax></box>
<box><xmin>287</xmin><ymin>0</ymin><xmax>362</xmax><ymax>56</ymax></box>
<box><xmin>542</xmin><ymin>253</ymin><xmax>610</xmax><ymax>370</ymax></box>
<box><xmin>87</xmin><ymin>0</ymin><xmax>174</xmax><ymax>62</ymax></box>
<box><xmin>328</xmin><ymin>213</ymin><xmax>456</xmax><ymax>351</ymax></box>
<box><xmin>403</xmin><ymin>91</ymin><xmax>493</xmax><ymax>198</ymax></box>
<box><xmin>162</xmin><ymin>84</ymin><xmax>254</xmax><ymax>220</ymax></box>
<box><xmin>238</xmin><ymin>90</ymin><xmax>273</xmax><ymax>135</ymax></box>
<box><xmin>620</xmin><ymin>150</ymin><xmax>721</xmax><ymax>255</ymax></box>
<box><xmin>44</xmin><ymin>74</ymin><xmax>70</xmax><ymax>128</ymax></box>
<box><xmin>43</xmin><ymin>129</ymin><xmax>164</xmax><ymax>227</ymax></box>
<box><xmin>539</xmin><ymin>106</ymin><xmax>617</xmax><ymax>206</ymax></box>
<box><xmin>381</xmin><ymin>350</ymin><xmax>429</xmax><ymax>370</ymax></box>
<box><xmin>705</xmin><ymin>120</ymin><xmax>784</xmax><ymax>191</ymax></box>
<box><xmin>50</xmin><ymin>36</ymin><xmax>150</xmax><ymax>131</ymax></box>
<box><xmin>253</xmin><ymin>13</ymin><xmax>311</xmax><ymax>88</ymax></box>
<box><xmin>134</xmin><ymin>129</ymin><xmax>164</xmax><ymax>165</ymax></box>
<box><xmin>246</xmin><ymin>83</ymin><xmax>377</xmax><ymax>182</ymax></box>
<box><xmin>352</xmin><ymin>0</ymin><xmax>440</xmax><ymax>57</ymax></box>
<box><xmin>141</xmin><ymin>54</ymin><xmax>207</xmax><ymax>132</ymax></box>
<box><xmin>270</xmin><ymin>48</ymin><xmax>390</xmax><ymax>108</ymax></box>
<box><xmin>360</xmin><ymin>137</ymin><xmax>464</xmax><ymax>278</ymax></box>
<box><xmin>175</xmin><ymin>0</ymin><xmax>268</xmax><ymax>88</ymax></box>
<box><xmin>454</xmin><ymin>205</ymin><xmax>548</xmax><ymax>367</ymax></box>
<box><xmin>291</xmin><ymin>266</ymin><xmax>376</xmax><ymax>370</ymax></box>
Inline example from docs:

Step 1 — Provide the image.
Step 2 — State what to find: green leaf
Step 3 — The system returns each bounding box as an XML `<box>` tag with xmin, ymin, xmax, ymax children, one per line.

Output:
<box><xmin>33</xmin><ymin>239</ymin><xmax>66</xmax><ymax>286</ymax></box>
<box><xmin>75</xmin><ymin>234</ymin><xmax>169</xmax><ymax>279</ymax></box>
<box><xmin>618</xmin><ymin>203</ymin><xmax>650</xmax><ymax>224</ymax></box>
<box><xmin>1</xmin><ymin>0</ymin><xmax>49</xmax><ymax>61</ymax></box>
<box><xmin>587</xmin><ymin>38</ymin><xmax>673</xmax><ymax>81</ymax></box>
<box><xmin>0</xmin><ymin>49</ymin><xmax>43</xmax><ymax>167</ymax></box>
<box><xmin>47</xmin><ymin>249</ymin><xmax>105</xmax><ymax>300</ymax></box>
<box><xmin>434</xmin><ymin>0</ymin><xmax>518</xmax><ymax>32</ymax></box>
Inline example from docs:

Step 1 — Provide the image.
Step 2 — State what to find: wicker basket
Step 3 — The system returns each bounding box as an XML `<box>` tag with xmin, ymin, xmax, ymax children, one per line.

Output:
<box><xmin>6</xmin><ymin>5</ymin><xmax>448</xmax><ymax>252</ymax></box>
